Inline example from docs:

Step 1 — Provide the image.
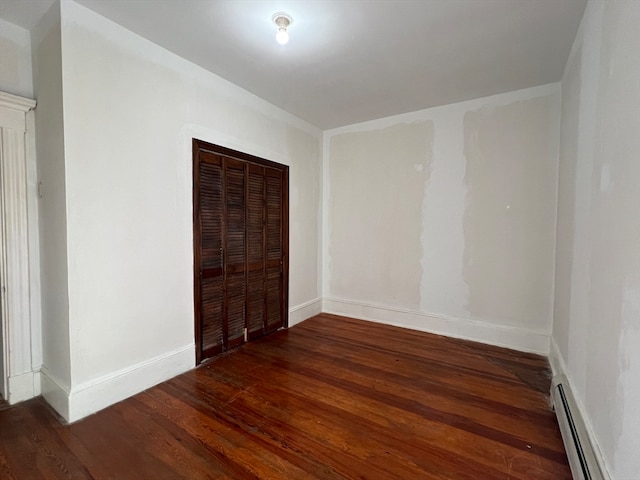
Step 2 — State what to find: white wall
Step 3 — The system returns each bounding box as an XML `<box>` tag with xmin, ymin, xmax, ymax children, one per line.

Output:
<box><xmin>551</xmin><ymin>1</ymin><xmax>640</xmax><ymax>478</ymax></box>
<box><xmin>0</xmin><ymin>17</ymin><xmax>41</xmax><ymax>406</ymax></box>
<box><xmin>0</xmin><ymin>18</ymin><xmax>33</xmax><ymax>98</ymax></box>
<box><xmin>31</xmin><ymin>1</ymin><xmax>72</xmax><ymax>418</ymax></box>
<box><xmin>51</xmin><ymin>0</ymin><xmax>321</xmax><ymax>421</ymax></box>
<box><xmin>324</xmin><ymin>84</ymin><xmax>560</xmax><ymax>354</ymax></box>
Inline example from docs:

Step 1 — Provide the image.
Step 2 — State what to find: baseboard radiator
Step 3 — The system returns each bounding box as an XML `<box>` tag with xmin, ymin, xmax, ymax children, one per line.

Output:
<box><xmin>551</xmin><ymin>375</ymin><xmax>606</xmax><ymax>480</ymax></box>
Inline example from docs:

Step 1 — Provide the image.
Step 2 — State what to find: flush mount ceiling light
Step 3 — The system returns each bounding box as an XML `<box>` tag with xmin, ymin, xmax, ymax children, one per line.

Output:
<box><xmin>272</xmin><ymin>13</ymin><xmax>292</xmax><ymax>45</ymax></box>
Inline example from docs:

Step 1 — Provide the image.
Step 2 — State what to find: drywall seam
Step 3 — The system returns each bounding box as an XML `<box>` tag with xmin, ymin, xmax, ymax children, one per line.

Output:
<box><xmin>462</xmin><ymin>94</ymin><xmax>559</xmax><ymax>330</ymax></box>
<box><xmin>327</xmin><ymin>121</ymin><xmax>431</xmax><ymax>308</ymax></box>
<box><xmin>419</xmin><ymin>108</ymin><xmax>468</xmax><ymax>318</ymax></box>
<box><xmin>325</xmin><ymin>84</ymin><xmax>560</xmax><ymax>338</ymax></box>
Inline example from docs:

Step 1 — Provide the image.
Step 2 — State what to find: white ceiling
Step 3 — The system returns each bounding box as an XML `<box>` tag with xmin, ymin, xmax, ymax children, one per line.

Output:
<box><xmin>0</xmin><ymin>0</ymin><xmax>54</xmax><ymax>30</ymax></box>
<box><xmin>1</xmin><ymin>0</ymin><xmax>586</xmax><ymax>129</ymax></box>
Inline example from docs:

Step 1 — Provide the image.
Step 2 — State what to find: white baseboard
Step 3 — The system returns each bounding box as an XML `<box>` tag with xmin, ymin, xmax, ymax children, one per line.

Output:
<box><xmin>289</xmin><ymin>297</ymin><xmax>322</xmax><ymax>327</ymax></box>
<box><xmin>41</xmin><ymin>344</ymin><xmax>194</xmax><ymax>423</ymax></box>
<box><xmin>40</xmin><ymin>368</ymin><xmax>71</xmax><ymax>420</ymax></box>
<box><xmin>6</xmin><ymin>369</ymin><xmax>40</xmax><ymax>404</ymax></box>
<box><xmin>322</xmin><ymin>297</ymin><xmax>550</xmax><ymax>354</ymax></box>
<box><xmin>549</xmin><ymin>337</ymin><xmax>612</xmax><ymax>480</ymax></box>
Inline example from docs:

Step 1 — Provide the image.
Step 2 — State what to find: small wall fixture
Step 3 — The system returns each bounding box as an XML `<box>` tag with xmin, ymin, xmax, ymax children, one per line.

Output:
<box><xmin>273</xmin><ymin>13</ymin><xmax>292</xmax><ymax>45</ymax></box>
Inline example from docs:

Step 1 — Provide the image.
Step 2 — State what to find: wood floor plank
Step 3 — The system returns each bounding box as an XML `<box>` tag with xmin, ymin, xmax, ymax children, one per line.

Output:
<box><xmin>0</xmin><ymin>314</ymin><xmax>570</xmax><ymax>479</ymax></box>
<box><xmin>217</xmin><ymin>346</ymin><xmax>563</xmax><ymax>464</ymax></box>
<box><xmin>234</xmin><ymin>346</ymin><xmax>566</xmax><ymax>478</ymax></box>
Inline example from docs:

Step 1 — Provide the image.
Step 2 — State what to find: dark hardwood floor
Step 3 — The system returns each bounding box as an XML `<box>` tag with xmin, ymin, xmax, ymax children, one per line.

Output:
<box><xmin>0</xmin><ymin>314</ymin><xmax>570</xmax><ymax>479</ymax></box>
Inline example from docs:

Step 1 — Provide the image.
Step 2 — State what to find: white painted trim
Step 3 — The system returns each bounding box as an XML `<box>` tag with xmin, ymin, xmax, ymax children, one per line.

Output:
<box><xmin>6</xmin><ymin>369</ymin><xmax>40</xmax><ymax>404</ymax></box>
<box><xmin>41</xmin><ymin>367</ymin><xmax>70</xmax><ymax>421</ymax></box>
<box><xmin>42</xmin><ymin>344</ymin><xmax>195</xmax><ymax>423</ymax></box>
<box><xmin>289</xmin><ymin>297</ymin><xmax>322</xmax><ymax>327</ymax></box>
<box><xmin>323</xmin><ymin>297</ymin><xmax>550</xmax><ymax>354</ymax></box>
<box><xmin>549</xmin><ymin>337</ymin><xmax>613</xmax><ymax>480</ymax></box>
<box><xmin>67</xmin><ymin>344</ymin><xmax>195</xmax><ymax>423</ymax></box>
<box><xmin>0</xmin><ymin>92</ymin><xmax>36</xmax><ymax>113</ymax></box>
<box><xmin>25</xmin><ymin>108</ymin><xmax>42</xmax><ymax>373</ymax></box>
<box><xmin>0</xmin><ymin>92</ymin><xmax>39</xmax><ymax>405</ymax></box>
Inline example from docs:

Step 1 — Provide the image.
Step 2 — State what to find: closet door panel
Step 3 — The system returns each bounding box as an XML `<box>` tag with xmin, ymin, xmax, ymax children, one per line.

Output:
<box><xmin>247</xmin><ymin>269</ymin><xmax>265</xmax><ymax>338</ymax></box>
<box><xmin>198</xmin><ymin>153</ymin><xmax>224</xmax><ymax>355</ymax></box>
<box><xmin>265</xmin><ymin>266</ymin><xmax>282</xmax><ymax>332</ymax></box>
<box><xmin>200</xmin><ymin>155</ymin><xmax>223</xmax><ymax>272</ymax></box>
<box><xmin>265</xmin><ymin>168</ymin><xmax>284</xmax><ymax>333</ymax></box>
<box><xmin>246</xmin><ymin>165</ymin><xmax>266</xmax><ymax>338</ymax></box>
<box><xmin>224</xmin><ymin>158</ymin><xmax>246</xmax><ymax>346</ymax></box>
<box><xmin>200</xmin><ymin>276</ymin><xmax>223</xmax><ymax>356</ymax></box>
<box><xmin>265</xmin><ymin>169</ymin><xmax>282</xmax><ymax>262</ymax></box>
<box><xmin>226</xmin><ymin>272</ymin><xmax>246</xmax><ymax>347</ymax></box>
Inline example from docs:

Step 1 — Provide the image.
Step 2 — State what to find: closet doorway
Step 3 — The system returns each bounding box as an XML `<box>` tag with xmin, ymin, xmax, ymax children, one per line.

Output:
<box><xmin>192</xmin><ymin>140</ymin><xmax>289</xmax><ymax>364</ymax></box>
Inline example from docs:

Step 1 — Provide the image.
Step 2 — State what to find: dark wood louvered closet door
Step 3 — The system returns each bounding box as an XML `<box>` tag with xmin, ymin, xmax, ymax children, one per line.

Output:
<box><xmin>196</xmin><ymin>151</ymin><xmax>224</xmax><ymax>358</ymax></box>
<box><xmin>246</xmin><ymin>164</ymin><xmax>266</xmax><ymax>341</ymax></box>
<box><xmin>193</xmin><ymin>140</ymin><xmax>288</xmax><ymax>364</ymax></box>
<box><xmin>265</xmin><ymin>168</ymin><xmax>284</xmax><ymax>333</ymax></box>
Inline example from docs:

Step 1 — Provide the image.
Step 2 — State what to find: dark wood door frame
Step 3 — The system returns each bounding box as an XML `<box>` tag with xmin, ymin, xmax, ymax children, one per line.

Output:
<box><xmin>193</xmin><ymin>139</ymin><xmax>289</xmax><ymax>364</ymax></box>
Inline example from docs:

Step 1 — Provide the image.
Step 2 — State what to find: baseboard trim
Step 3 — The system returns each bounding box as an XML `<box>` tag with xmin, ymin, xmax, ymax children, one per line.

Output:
<box><xmin>322</xmin><ymin>297</ymin><xmax>550</xmax><ymax>354</ymax></box>
<box><xmin>42</xmin><ymin>344</ymin><xmax>195</xmax><ymax>423</ymax></box>
<box><xmin>289</xmin><ymin>297</ymin><xmax>322</xmax><ymax>327</ymax></box>
<box><xmin>40</xmin><ymin>368</ymin><xmax>71</xmax><ymax>421</ymax></box>
<box><xmin>549</xmin><ymin>337</ymin><xmax>612</xmax><ymax>480</ymax></box>
<box><xmin>6</xmin><ymin>369</ymin><xmax>41</xmax><ymax>404</ymax></box>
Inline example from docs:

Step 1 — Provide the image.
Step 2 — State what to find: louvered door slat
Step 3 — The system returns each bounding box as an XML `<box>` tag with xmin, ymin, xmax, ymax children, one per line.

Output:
<box><xmin>265</xmin><ymin>167</ymin><xmax>284</xmax><ymax>332</ymax></box>
<box><xmin>201</xmin><ymin>276</ymin><xmax>223</xmax><ymax>355</ymax></box>
<box><xmin>247</xmin><ymin>269</ymin><xmax>265</xmax><ymax>336</ymax></box>
<box><xmin>197</xmin><ymin>154</ymin><xmax>224</xmax><ymax>356</ymax></box>
<box><xmin>266</xmin><ymin>170</ymin><xmax>282</xmax><ymax>261</ymax></box>
<box><xmin>265</xmin><ymin>266</ymin><xmax>281</xmax><ymax>332</ymax></box>
<box><xmin>226</xmin><ymin>271</ymin><xmax>245</xmax><ymax>347</ymax></box>
<box><xmin>224</xmin><ymin>159</ymin><xmax>246</xmax><ymax>347</ymax></box>
<box><xmin>248</xmin><ymin>166</ymin><xmax>265</xmax><ymax>265</ymax></box>
<box><xmin>247</xmin><ymin>165</ymin><xmax>266</xmax><ymax>337</ymax></box>
<box><xmin>200</xmin><ymin>160</ymin><xmax>223</xmax><ymax>271</ymax></box>
<box><xmin>225</xmin><ymin>160</ymin><xmax>246</xmax><ymax>266</ymax></box>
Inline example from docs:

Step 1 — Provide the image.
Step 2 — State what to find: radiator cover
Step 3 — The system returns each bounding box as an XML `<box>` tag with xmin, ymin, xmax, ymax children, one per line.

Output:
<box><xmin>551</xmin><ymin>375</ymin><xmax>607</xmax><ymax>480</ymax></box>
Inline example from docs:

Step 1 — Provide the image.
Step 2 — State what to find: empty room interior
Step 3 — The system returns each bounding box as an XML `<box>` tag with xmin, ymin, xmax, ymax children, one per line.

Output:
<box><xmin>0</xmin><ymin>0</ymin><xmax>638</xmax><ymax>479</ymax></box>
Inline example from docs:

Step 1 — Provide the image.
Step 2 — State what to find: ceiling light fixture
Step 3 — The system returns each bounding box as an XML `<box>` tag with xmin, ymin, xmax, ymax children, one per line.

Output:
<box><xmin>272</xmin><ymin>13</ymin><xmax>292</xmax><ymax>45</ymax></box>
